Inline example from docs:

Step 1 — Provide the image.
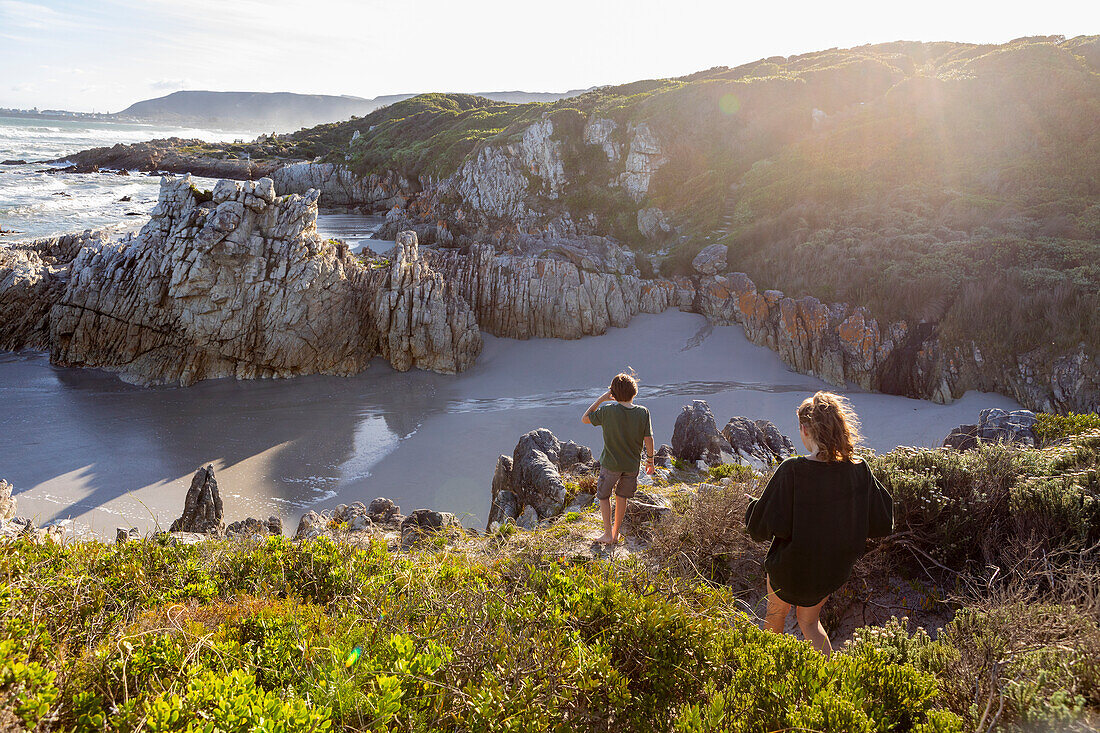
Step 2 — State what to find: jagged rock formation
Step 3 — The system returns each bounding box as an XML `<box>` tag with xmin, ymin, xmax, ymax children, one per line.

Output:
<box><xmin>424</xmin><ymin>241</ymin><xmax>674</xmax><ymax>340</ymax></box>
<box><xmin>487</xmin><ymin>429</ymin><xmax>595</xmax><ymax>530</ymax></box>
<box><xmin>296</xmin><ymin>497</ymin><xmax>407</xmax><ymax>540</ymax></box>
<box><xmin>671</xmin><ymin>401</ymin><xmax>734</xmax><ymax>466</ymax></box>
<box><xmin>169</xmin><ymin>465</ymin><xmax>225</xmax><ymax>535</ymax></box>
<box><xmin>0</xmin><ymin>231</ymin><xmax>104</xmax><ymax>351</ymax></box>
<box><xmin>678</xmin><ymin>271</ymin><xmax>1100</xmax><ymax>414</ymax></box>
<box><xmin>0</xmin><ymin>176</ymin><xmax>482</xmax><ymax>385</ymax></box>
<box><xmin>943</xmin><ymin>409</ymin><xmax>1039</xmax><ymax>450</ymax></box>
<box><xmin>721</xmin><ymin>418</ymin><xmax>796</xmax><ymax>469</ymax></box>
<box><xmin>272</xmin><ymin>163</ymin><xmax>412</xmax><ymax>210</ymax></box>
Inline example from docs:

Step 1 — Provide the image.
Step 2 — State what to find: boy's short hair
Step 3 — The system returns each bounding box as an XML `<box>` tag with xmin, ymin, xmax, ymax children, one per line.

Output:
<box><xmin>610</xmin><ymin>372</ymin><xmax>638</xmax><ymax>402</ymax></box>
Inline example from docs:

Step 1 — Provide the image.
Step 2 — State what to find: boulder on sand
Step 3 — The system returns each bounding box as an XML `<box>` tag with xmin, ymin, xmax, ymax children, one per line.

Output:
<box><xmin>721</xmin><ymin>417</ymin><xmax>795</xmax><ymax>469</ymax></box>
<box><xmin>169</xmin><ymin>465</ymin><xmax>224</xmax><ymax>536</ymax></box>
<box><xmin>671</xmin><ymin>401</ymin><xmax>733</xmax><ymax>466</ymax></box>
<box><xmin>486</xmin><ymin>429</ymin><xmax>596</xmax><ymax>530</ymax></box>
<box><xmin>943</xmin><ymin>408</ymin><xmax>1038</xmax><ymax>450</ymax></box>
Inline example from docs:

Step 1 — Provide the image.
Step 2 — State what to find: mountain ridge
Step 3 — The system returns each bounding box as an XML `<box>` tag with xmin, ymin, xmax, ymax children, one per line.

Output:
<box><xmin>113</xmin><ymin>88</ymin><xmax>591</xmax><ymax>132</ymax></box>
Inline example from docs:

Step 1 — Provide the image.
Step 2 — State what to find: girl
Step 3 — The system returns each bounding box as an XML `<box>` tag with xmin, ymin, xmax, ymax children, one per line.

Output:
<box><xmin>744</xmin><ymin>391</ymin><xmax>893</xmax><ymax>654</ymax></box>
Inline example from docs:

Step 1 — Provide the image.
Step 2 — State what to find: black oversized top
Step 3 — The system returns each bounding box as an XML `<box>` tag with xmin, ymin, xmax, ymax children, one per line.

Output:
<box><xmin>745</xmin><ymin>456</ymin><xmax>894</xmax><ymax>606</ymax></box>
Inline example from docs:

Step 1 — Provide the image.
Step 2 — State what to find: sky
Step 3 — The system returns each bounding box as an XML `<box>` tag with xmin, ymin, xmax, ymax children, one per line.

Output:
<box><xmin>0</xmin><ymin>0</ymin><xmax>1095</xmax><ymax>112</ymax></box>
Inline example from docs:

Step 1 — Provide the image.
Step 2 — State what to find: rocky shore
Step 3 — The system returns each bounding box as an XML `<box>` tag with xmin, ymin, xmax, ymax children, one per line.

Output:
<box><xmin>44</xmin><ymin>137</ymin><xmax>281</xmax><ymax>179</ymax></box>
<box><xmin>0</xmin><ymin>176</ymin><xmax>481</xmax><ymax>385</ymax></box>
<box><xmin>17</xmin><ymin>112</ymin><xmax>1099</xmax><ymax>412</ymax></box>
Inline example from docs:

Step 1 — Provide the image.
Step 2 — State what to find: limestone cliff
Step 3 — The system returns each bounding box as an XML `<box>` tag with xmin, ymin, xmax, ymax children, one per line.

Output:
<box><xmin>0</xmin><ymin>231</ymin><xmax>104</xmax><ymax>351</ymax></box>
<box><xmin>424</xmin><ymin>242</ymin><xmax>674</xmax><ymax>340</ymax></box>
<box><xmin>1</xmin><ymin>176</ymin><xmax>481</xmax><ymax>385</ymax></box>
<box><xmin>680</xmin><ymin>267</ymin><xmax>1099</xmax><ymax>414</ymax></box>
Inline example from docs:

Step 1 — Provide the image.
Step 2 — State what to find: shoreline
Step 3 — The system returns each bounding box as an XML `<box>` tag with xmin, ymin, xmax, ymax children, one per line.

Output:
<box><xmin>0</xmin><ymin>310</ymin><xmax>1022</xmax><ymax>541</ymax></box>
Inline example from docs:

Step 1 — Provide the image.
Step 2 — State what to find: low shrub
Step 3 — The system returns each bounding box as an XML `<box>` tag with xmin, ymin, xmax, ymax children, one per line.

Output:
<box><xmin>648</xmin><ymin>479</ymin><xmax>765</xmax><ymax>592</ymax></box>
<box><xmin>1035</xmin><ymin>413</ymin><xmax>1100</xmax><ymax>446</ymax></box>
<box><xmin>707</xmin><ymin>463</ymin><xmax>754</xmax><ymax>482</ymax></box>
<box><xmin>0</xmin><ymin>537</ymin><xmax>959</xmax><ymax>731</ymax></box>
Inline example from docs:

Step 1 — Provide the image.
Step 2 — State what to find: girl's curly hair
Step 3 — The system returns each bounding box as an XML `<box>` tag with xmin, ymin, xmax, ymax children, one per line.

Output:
<box><xmin>797</xmin><ymin>391</ymin><xmax>863</xmax><ymax>462</ymax></box>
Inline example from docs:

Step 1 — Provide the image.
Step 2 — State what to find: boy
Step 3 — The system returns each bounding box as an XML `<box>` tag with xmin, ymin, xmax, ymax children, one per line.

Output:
<box><xmin>582</xmin><ymin>372</ymin><xmax>655</xmax><ymax>544</ymax></box>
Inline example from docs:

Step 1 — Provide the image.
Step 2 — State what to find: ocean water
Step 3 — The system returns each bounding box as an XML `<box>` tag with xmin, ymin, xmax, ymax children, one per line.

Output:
<box><xmin>0</xmin><ymin>116</ymin><xmax>387</xmax><ymax>244</ymax></box>
<box><xmin>0</xmin><ymin>119</ymin><xmax>1024</xmax><ymax>539</ymax></box>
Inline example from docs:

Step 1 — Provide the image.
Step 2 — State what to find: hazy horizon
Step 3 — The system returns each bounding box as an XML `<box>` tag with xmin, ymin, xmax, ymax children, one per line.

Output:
<box><xmin>0</xmin><ymin>0</ymin><xmax>1095</xmax><ymax>113</ymax></box>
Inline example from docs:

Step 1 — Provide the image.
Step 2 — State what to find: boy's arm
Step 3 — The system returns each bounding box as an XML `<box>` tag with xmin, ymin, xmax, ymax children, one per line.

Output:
<box><xmin>643</xmin><ymin>435</ymin><xmax>655</xmax><ymax>473</ymax></box>
<box><xmin>581</xmin><ymin>390</ymin><xmax>613</xmax><ymax>425</ymax></box>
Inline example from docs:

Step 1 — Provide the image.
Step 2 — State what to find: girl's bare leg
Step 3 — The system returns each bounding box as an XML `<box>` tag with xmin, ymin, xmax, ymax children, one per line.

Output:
<box><xmin>795</xmin><ymin>596</ymin><xmax>833</xmax><ymax>655</ymax></box>
<box><xmin>764</xmin><ymin>575</ymin><xmax>791</xmax><ymax>634</ymax></box>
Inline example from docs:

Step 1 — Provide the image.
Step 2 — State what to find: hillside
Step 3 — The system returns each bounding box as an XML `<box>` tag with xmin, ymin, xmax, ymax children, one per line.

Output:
<box><xmin>281</xmin><ymin>35</ymin><xmax>1100</xmax><ymax>406</ymax></box>
<box><xmin>55</xmin><ymin>35</ymin><xmax>1100</xmax><ymax>413</ymax></box>
<box><xmin>112</xmin><ymin>89</ymin><xmax>589</xmax><ymax>132</ymax></box>
<box><xmin>1</xmin><ymin>418</ymin><xmax>1098</xmax><ymax>731</ymax></box>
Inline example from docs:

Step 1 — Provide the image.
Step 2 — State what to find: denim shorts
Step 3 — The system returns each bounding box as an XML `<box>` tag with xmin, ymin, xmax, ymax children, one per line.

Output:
<box><xmin>596</xmin><ymin>468</ymin><xmax>639</xmax><ymax>500</ymax></box>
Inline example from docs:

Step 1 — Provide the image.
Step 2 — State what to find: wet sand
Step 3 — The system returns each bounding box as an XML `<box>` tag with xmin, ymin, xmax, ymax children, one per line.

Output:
<box><xmin>0</xmin><ymin>311</ymin><xmax>1020</xmax><ymax>537</ymax></box>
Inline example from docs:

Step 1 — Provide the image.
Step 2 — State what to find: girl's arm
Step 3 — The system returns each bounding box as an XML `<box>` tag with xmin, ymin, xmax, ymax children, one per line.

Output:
<box><xmin>866</xmin><ymin>464</ymin><xmax>894</xmax><ymax>538</ymax></box>
<box><xmin>745</xmin><ymin>461</ymin><xmax>794</xmax><ymax>542</ymax></box>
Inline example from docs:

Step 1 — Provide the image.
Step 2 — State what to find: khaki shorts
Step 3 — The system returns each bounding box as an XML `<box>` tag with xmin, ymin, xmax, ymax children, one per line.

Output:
<box><xmin>596</xmin><ymin>468</ymin><xmax>639</xmax><ymax>500</ymax></box>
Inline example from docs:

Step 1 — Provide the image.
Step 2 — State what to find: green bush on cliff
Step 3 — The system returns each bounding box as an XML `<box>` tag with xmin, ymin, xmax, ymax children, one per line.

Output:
<box><xmin>1035</xmin><ymin>413</ymin><xmax>1100</xmax><ymax>446</ymax></box>
<box><xmin>0</xmin><ymin>535</ymin><xmax>963</xmax><ymax>731</ymax></box>
<box><xmin>871</xmin><ymin>432</ymin><xmax>1100</xmax><ymax>571</ymax></box>
<box><xmin>6</xmin><ymin>434</ymin><xmax>1100</xmax><ymax>729</ymax></box>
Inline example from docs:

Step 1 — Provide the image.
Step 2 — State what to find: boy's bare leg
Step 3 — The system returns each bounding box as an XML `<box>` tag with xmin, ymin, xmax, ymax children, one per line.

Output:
<box><xmin>611</xmin><ymin>496</ymin><xmax>628</xmax><ymax>542</ymax></box>
<box><xmin>795</xmin><ymin>596</ymin><xmax>833</xmax><ymax>655</ymax></box>
<box><xmin>596</xmin><ymin>497</ymin><xmax>615</xmax><ymax>544</ymax></box>
<box><xmin>764</xmin><ymin>575</ymin><xmax>791</xmax><ymax>634</ymax></box>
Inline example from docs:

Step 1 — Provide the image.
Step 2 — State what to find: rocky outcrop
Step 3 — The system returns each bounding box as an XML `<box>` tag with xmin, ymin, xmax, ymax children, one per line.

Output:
<box><xmin>295</xmin><ymin>498</ymin><xmax>407</xmax><ymax>540</ymax></box>
<box><xmin>47</xmin><ymin>138</ymin><xmax>278</xmax><ymax>178</ymax></box>
<box><xmin>721</xmin><ymin>418</ymin><xmax>795</xmax><ymax>469</ymax></box>
<box><xmin>486</xmin><ymin>429</ymin><xmax>596</xmax><ymax>530</ymax></box>
<box><xmin>226</xmin><ymin>516</ymin><xmax>283</xmax><ymax>538</ymax></box>
<box><xmin>620</xmin><ymin>123</ymin><xmax>667</xmax><ymax>202</ymax></box>
<box><xmin>272</xmin><ymin>163</ymin><xmax>413</xmax><ymax>210</ymax></box>
<box><xmin>682</xmin><ymin>270</ymin><xmax>1099</xmax><ymax>414</ymax></box>
<box><xmin>425</xmin><ymin>242</ymin><xmax>675</xmax><ymax>340</ymax></box>
<box><xmin>1</xmin><ymin>176</ymin><xmax>482</xmax><ymax>385</ymax></box>
<box><xmin>943</xmin><ymin>409</ymin><xmax>1039</xmax><ymax>450</ymax></box>
<box><xmin>401</xmin><ymin>509</ymin><xmax>461</xmax><ymax>547</ymax></box>
<box><xmin>671</xmin><ymin>401</ymin><xmax>733</xmax><ymax>466</ymax></box>
<box><xmin>170</xmin><ymin>465</ymin><xmax>225</xmax><ymax>536</ymax></box>
<box><xmin>0</xmin><ymin>231</ymin><xmax>105</xmax><ymax>351</ymax></box>
<box><xmin>691</xmin><ymin>244</ymin><xmax>728</xmax><ymax>276</ymax></box>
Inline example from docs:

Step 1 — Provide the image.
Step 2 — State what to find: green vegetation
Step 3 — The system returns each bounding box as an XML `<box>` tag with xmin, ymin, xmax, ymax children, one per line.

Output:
<box><xmin>707</xmin><ymin>463</ymin><xmax>755</xmax><ymax>482</ymax></box>
<box><xmin>1036</xmin><ymin>411</ymin><xmax>1100</xmax><ymax>446</ymax></box>
<box><xmin>2</xmin><ymin>432</ymin><xmax>1099</xmax><ymax>730</ymax></box>
<box><xmin>1</xmin><ymin>537</ymin><xmax>957</xmax><ymax>731</ymax></box>
<box><xmin>218</xmin><ymin>35</ymin><xmax>1100</xmax><ymax>370</ymax></box>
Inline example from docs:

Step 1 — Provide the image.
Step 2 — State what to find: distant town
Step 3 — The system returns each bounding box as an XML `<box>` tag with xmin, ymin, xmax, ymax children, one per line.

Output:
<box><xmin>0</xmin><ymin>107</ymin><xmax>134</xmax><ymax>123</ymax></box>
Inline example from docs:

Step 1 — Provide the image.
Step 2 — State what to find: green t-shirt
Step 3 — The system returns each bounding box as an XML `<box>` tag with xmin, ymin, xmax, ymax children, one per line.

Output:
<box><xmin>589</xmin><ymin>402</ymin><xmax>653</xmax><ymax>473</ymax></box>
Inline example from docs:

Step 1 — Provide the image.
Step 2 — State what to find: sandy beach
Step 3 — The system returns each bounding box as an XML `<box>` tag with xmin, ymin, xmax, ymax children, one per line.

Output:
<box><xmin>0</xmin><ymin>310</ymin><xmax>1021</xmax><ymax>537</ymax></box>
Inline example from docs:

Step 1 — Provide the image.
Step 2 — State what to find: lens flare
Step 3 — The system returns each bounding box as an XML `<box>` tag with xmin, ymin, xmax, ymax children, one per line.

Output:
<box><xmin>719</xmin><ymin>94</ymin><xmax>741</xmax><ymax>115</ymax></box>
<box><xmin>344</xmin><ymin>646</ymin><xmax>362</xmax><ymax>668</ymax></box>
